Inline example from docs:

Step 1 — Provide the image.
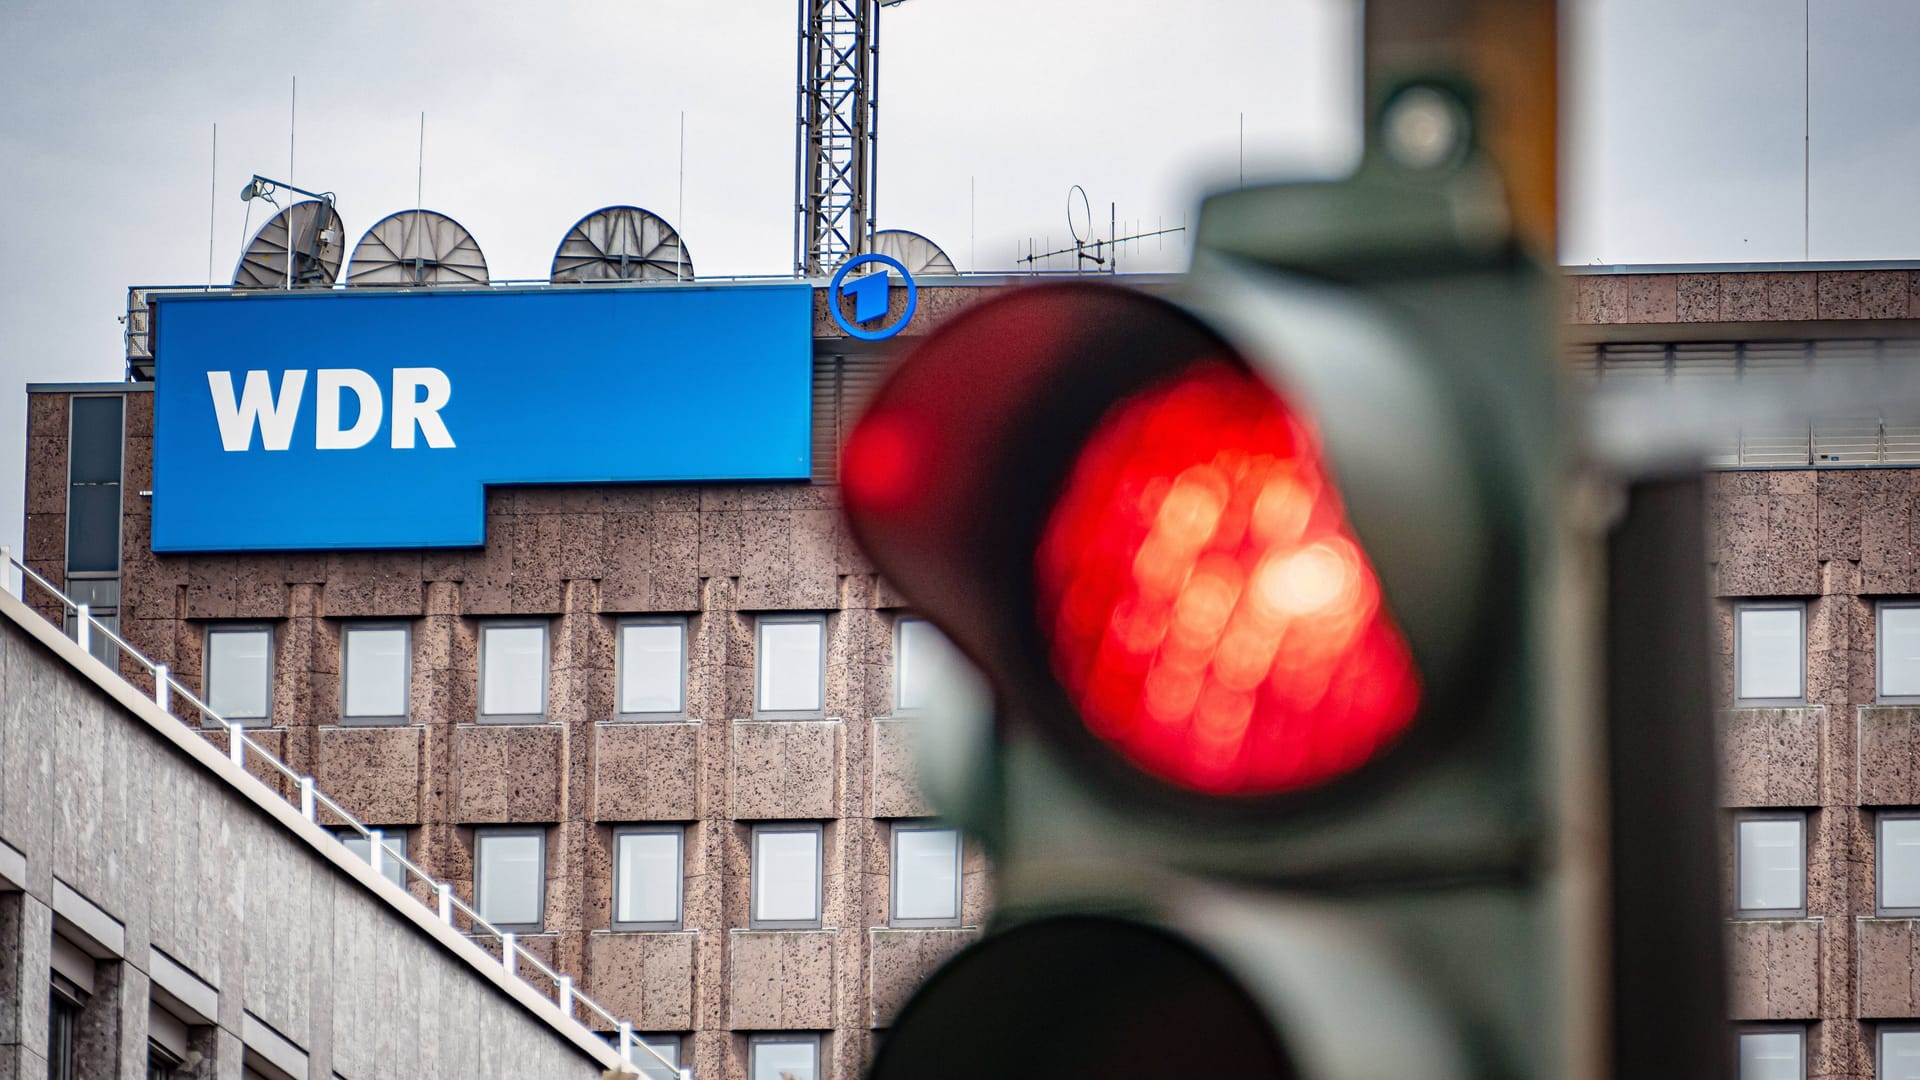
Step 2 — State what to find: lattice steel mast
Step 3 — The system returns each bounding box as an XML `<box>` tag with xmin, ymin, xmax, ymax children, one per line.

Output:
<box><xmin>795</xmin><ymin>0</ymin><xmax>904</xmax><ymax>277</ymax></box>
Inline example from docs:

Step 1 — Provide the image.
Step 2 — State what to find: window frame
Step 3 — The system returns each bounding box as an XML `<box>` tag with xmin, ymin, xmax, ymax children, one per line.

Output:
<box><xmin>748</xmin><ymin>1033</ymin><xmax>821</xmax><ymax>1080</ymax></box>
<box><xmin>1733</xmin><ymin>601</ymin><xmax>1808</xmax><ymax>707</ymax></box>
<box><xmin>1880</xmin><ymin>601</ymin><xmax>1920</xmax><ymax>704</ymax></box>
<box><xmin>473</xmin><ymin>826</ymin><xmax>548</xmax><ymax>933</ymax></box>
<box><xmin>1737</xmin><ymin>1025</ymin><xmax>1806</xmax><ymax>1080</ymax></box>
<box><xmin>1879</xmin><ymin>812</ymin><xmax>1920</xmax><ymax>917</ymax></box>
<box><xmin>889</xmin><ymin>823</ymin><xmax>963</xmax><ymax>928</ymax></box>
<box><xmin>1734</xmin><ymin>811</ymin><xmax>1809</xmax><ymax>919</ymax></box>
<box><xmin>336</xmin><ymin>827</ymin><xmax>409</xmax><ymax>889</ymax></box>
<box><xmin>615</xmin><ymin>616</ymin><xmax>690</xmax><ymax>720</ymax></box>
<box><xmin>477</xmin><ymin>620</ymin><xmax>550</xmax><ymax>723</ymax></box>
<box><xmin>894</xmin><ymin>616</ymin><xmax>939</xmax><ymax>714</ymax></box>
<box><xmin>339</xmin><ymin>622</ymin><xmax>413</xmax><ymax>725</ymax></box>
<box><xmin>749</xmin><ymin>822</ymin><xmax>825</xmax><ymax>930</ymax></box>
<box><xmin>611</xmin><ymin>825</ymin><xmax>686</xmax><ymax>932</ymax></box>
<box><xmin>203</xmin><ymin>624</ymin><xmax>276</xmax><ymax>727</ymax></box>
<box><xmin>754</xmin><ymin>613</ymin><xmax>827</xmax><ymax>719</ymax></box>
<box><xmin>1883</xmin><ymin>1025</ymin><xmax>1920</xmax><ymax>1080</ymax></box>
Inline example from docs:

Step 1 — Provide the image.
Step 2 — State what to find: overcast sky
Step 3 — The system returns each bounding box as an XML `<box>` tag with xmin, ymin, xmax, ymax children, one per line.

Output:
<box><xmin>3</xmin><ymin>0</ymin><xmax>1918</xmax><ymax>556</ymax></box>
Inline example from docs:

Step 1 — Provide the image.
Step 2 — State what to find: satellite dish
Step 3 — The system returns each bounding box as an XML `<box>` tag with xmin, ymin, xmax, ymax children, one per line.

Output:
<box><xmin>869</xmin><ymin>230</ymin><xmax>958</xmax><ymax>276</ymax></box>
<box><xmin>550</xmin><ymin>205</ymin><xmax>694</xmax><ymax>282</ymax></box>
<box><xmin>347</xmin><ymin>210</ymin><xmax>489</xmax><ymax>286</ymax></box>
<box><xmin>233</xmin><ymin>199</ymin><xmax>345</xmax><ymax>289</ymax></box>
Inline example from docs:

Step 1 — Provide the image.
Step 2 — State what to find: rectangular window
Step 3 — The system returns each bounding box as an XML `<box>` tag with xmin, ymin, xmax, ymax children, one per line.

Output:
<box><xmin>1739</xmin><ymin>1029</ymin><xmax>1803</xmax><ymax>1080</ymax></box>
<box><xmin>1882</xmin><ymin>603</ymin><xmax>1920</xmax><ymax>703</ymax></box>
<box><xmin>751</xmin><ymin>824</ymin><xmax>823</xmax><ymax>929</ymax></box>
<box><xmin>613</xmin><ymin>827</ymin><xmax>684</xmax><ymax>931</ymax></box>
<box><xmin>757</xmin><ymin>615</ymin><xmax>824</xmax><ymax>716</ymax></box>
<box><xmin>479</xmin><ymin>623</ymin><xmax>547</xmax><ymax>720</ymax></box>
<box><xmin>66</xmin><ymin>395</ymin><xmax>123</xmax><ymax>575</ymax></box>
<box><xmin>637</xmin><ymin>1035</ymin><xmax>680</xmax><ymax>1071</ymax></box>
<box><xmin>342</xmin><ymin>625</ymin><xmax>410</xmax><ymax>722</ymax></box>
<box><xmin>48</xmin><ymin>988</ymin><xmax>79</xmax><ymax>1080</ymax></box>
<box><xmin>1882</xmin><ymin>814</ymin><xmax>1920</xmax><ymax>916</ymax></box>
<box><xmin>619</xmin><ymin>620</ymin><xmax>686</xmax><ymax>716</ymax></box>
<box><xmin>895</xmin><ymin>617</ymin><xmax>959</xmax><ymax>713</ymax></box>
<box><xmin>1735</xmin><ymin>603</ymin><xmax>1806</xmax><ymax>705</ymax></box>
<box><xmin>338</xmin><ymin>829</ymin><xmax>408</xmax><ymax>889</ymax></box>
<box><xmin>475</xmin><ymin>828</ymin><xmax>545</xmax><ymax>931</ymax></box>
<box><xmin>891</xmin><ymin>824</ymin><xmax>962</xmax><ymax>927</ymax></box>
<box><xmin>206</xmin><ymin>626</ymin><xmax>273</xmax><ymax>724</ymax></box>
<box><xmin>1885</xmin><ymin>1028</ymin><xmax>1920</xmax><ymax>1080</ymax></box>
<box><xmin>749</xmin><ymin>1035</ymin><xmax>819</xmax><ymax>1080</ymax></box>
<box><xmin>1736</xmin><ymin>814</ymin><xmax>1807</xmax><ymax>917</ymax></box>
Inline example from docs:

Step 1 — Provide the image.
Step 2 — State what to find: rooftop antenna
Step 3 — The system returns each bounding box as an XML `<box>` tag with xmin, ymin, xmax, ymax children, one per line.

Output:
<box><xmin>206</xmin><ymin>123</ymin><xmax>217</xmax><ymax>289</ymax></box>
<box><xmin>347</xmin><ymin>210</ymin><xmax>487</xmax><ymax>286</ymax></box>
<box><xmin>416</xmin><ymin>112</ymin><xmax>426</xmax><ymax>211</ymax></box>
<box><xmin>1018</xmin><ymin>185</ymin><xmax>1186</xmax><ymax>273</ymax></box>
<box><xmin>235</xmin><ymin>175</ymin><xmax>343</xmax><ymax>289</ymax></box>
<box><xmin>550</xmin><ymin>205</ymin><xmax>695</xmax><ymax>282</ymax></box>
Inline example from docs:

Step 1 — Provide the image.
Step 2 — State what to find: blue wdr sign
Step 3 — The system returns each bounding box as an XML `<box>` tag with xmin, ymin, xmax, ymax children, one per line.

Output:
<box><xmin>151</xmin><ymin>285</ymin><xmax>814</xmax><ymax>552</ymax></box>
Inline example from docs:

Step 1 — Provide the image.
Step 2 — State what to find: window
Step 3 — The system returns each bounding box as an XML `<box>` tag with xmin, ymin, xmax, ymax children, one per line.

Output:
<box><xmin>751</xmin><ymin>824</ymin><xmax>823</xmax><ymax>929</ymax></box>
<box><xmin>1738</xmin><ymin>1029</ymin><xmax>1803</xmax><ymax>1080</ymax></box>
<box><xmin>342</xmin><ymin>625</ymin><xmax>410</xmax><ymax>722</ymax></box>
<box><xmin>479</xmin><ymin>623</ymin><xmax>547</xmax><ymax>721</ymax></box>
<box><xmin>618</xmin><ymin>620</ymin><xmax>687</xmax><ymax>716</ymax></box>
<box><xmin>637</xmin><ymin>1035</ymin><xmax>681</xmax><ymax>1071</ymax></box>
<box><xmin>895</xmin><ymin>618</ymin><xmax>960</xmax><ymax>713</ymax></box>
<box><xmin>757</xmin><ymin>615</ymin><xmax>824</xmax><ymax>716</ymax></box>
<box><xmin>48</xmin><ymin>987</ymin><xmax>79</xmax><ymax>1080</ymax></box>
<box><xmin>613</xmin><ymin>827</ymin><xmax>684</xmax><ymax>931</ymax></box>
<box><xmin>1885</xmin><ymin>1028</ymin><xmax>1920</xmax><ymax>1080</ymax></box>
<box><xmin>749</xmin><ymin>1035</ymin><xmax>819</xmax><ymax>1080</ymax></box>
<box><xmin>1735</xmin><ymin>603</ymin><xmax>1805</xmax><ymax>705</ymax></box>
<box><xmin>1882</xmin><ymin>603</ymin><xmax>1920</xmax><ymax>703</ymax></box>
<box><xmin>1736</xmin><ymin>814</ymin><xmax>1807</xmax><ymax>917</ymax></box>
<box><xmin>891</xmin><ymin>825</ymin><xmax>962</xmax><ymax>927</ymax></box>
<box><xmin>148</xmin><ymin>1042</ymin><xmax>184</xmax><ymax>1080</ymax></box>
<box><xmin>206</xmin><ymin>626</ymin><xmax>273</xmax><ymax>724</ymax></box>
<box><xmin>1881</xmin><ymin>814</ymin><xmax>1920</xmax><ymax>915</ymax></box>
<box><xmin>338</xmin><ymin>829</ymin><xmax>408</xmax><ymax>889</ymax></box>
<box><xmin>474</xmin><ymin>829</ymin><xmax>546</xmax><ymax>931</ymax></box>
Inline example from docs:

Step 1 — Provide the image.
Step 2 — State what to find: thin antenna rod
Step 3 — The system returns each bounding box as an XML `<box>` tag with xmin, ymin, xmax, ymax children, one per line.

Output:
<box><xmin>969</xmin><ymin>175</ymin><xmax>976</xmax><ymax>272</ymax></box>
<box><xmin>1802</xmin><ymin>0</ymin><xmax>1810</xmax><ymax>260</ymax></box>
<box><xmin>687</xmin><ymin>107</ymin><xmax>695</xmax><ymax>276</ymax></box>
<box><xmin>678</xmin><ymin>110</ymin><xmax>686</xmax><ymax>280</ymax></box>
<box><xmin>417</xmin><ymin>112</ymin><xmax>426</xmax><ymax>210</ymax></box>
<box><xmin>289</xmin><ymin>76</ymin><xmax>297</xmax><ymax>185</ymax></box>
<box><xmin>207</xmin><ymin>123</ymin><xmax>217</xmax><ymax>289</ymax></box>
<box><xmin>1239</xmin><ymin>112</ymin><xmax>1245</xmax><ymax>186</ymax></box>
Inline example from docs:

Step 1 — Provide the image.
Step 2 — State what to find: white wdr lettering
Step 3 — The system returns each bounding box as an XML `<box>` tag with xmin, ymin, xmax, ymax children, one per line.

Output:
<box><xmin>206</xmin><ymin>367</ymin><xmax>455</xmax><ymax>451</ymax></box>
<box><xmin>208</xmin><ymin>370</ymin><xmax>307</xmax><ymax>452</ymax></box>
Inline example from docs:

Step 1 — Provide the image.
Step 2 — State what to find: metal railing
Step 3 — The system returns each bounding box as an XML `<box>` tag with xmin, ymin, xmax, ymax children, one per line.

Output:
<box><xmin>0</xmin><ymin>547</ymin><xmax>682</xmax><ymax>1080</ymax></box>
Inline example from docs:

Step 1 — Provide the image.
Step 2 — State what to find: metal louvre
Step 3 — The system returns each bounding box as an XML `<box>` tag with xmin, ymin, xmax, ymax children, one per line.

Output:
<box><xmin>810</xmin><ymin>352</ymin><xmax>889</xmax><ymax>482</ymax></box>
<box><xmin>1575</xmin><ymin>337</ymin><xmax>1920</xmax><ymax>469</ymax></box>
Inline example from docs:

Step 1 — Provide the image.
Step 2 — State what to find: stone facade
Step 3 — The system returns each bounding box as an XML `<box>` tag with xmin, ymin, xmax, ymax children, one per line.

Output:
<box><xmin>20</xmin><ymin>287</ymin><xmax>991</xmax><ymax>1078</ymax></box>
<box><xmin>0</xmin><ymin>587</ymin><xmax>624</xmax><ymax>1079</ymax></box>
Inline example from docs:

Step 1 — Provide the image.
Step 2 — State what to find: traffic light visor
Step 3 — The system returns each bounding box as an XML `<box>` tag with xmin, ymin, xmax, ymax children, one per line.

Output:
<box><xmin>1035</xmin><ymin>361</ymin><xmax>1421</xmax><ymax>796</ymax></box>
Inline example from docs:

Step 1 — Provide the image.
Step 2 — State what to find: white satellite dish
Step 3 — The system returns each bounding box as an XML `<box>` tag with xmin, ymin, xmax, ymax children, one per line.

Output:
<box><xmin>870</xmin><ymin>229</ymin><xmax>957</xmax><ymax>276</ymax></box>
<box><xmin>347</xmin><ymin>209</ymin><xmax>488</xmax><ymax>286</ymax></box>
<box><xmin>233</xmin><ymin>200</ymin><xmax>345</xmax><ymax>288</ymax></box>
<box><xmin>551</xmin><ymin>206</ymin><xmax>694</xmax><ymax>282</ymax></box>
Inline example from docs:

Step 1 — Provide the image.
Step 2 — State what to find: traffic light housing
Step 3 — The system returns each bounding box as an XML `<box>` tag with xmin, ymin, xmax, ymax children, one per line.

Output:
<box><xmin>845</xmin><ymin>78</ymin><xmax>1591</xmax><ymax>1080</ymax></box>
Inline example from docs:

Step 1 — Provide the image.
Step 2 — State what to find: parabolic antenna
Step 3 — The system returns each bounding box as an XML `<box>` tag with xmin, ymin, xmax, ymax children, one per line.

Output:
<box><xmin>551</xmin><ymin>205</ymin><xmax>694</xmax><ymax>282</ymax></box>
<box><xmin>869</xmin><ymin>230</ymin><xmax>957</xmax><ymax>276</ymax></box>
<box><xmin>347</xmin><ymin>209</ymin><xmax>489</xmax><ymax>286</ymax></box>
<box><xmin>233</xmin><ymin>199</ymin><xmax>346</xmax><ymax>288</ymax></box>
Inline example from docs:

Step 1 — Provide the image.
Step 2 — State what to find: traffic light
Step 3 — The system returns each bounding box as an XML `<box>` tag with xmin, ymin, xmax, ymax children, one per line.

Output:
<box><xmin>842</xmin><ymin>81</ymin><xmax>1601</xmax><ymax>1080</ymax></box>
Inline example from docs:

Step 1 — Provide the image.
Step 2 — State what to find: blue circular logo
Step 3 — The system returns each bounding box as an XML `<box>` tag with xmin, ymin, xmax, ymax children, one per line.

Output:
<box><xmin>828</xmin><ymin>254</ymin><xmax>918</xmax><ymax>341</ymax></box>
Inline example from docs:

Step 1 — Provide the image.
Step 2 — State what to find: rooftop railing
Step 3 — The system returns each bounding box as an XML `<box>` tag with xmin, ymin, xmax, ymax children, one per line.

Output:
<box><xmin>0</xmin><ymin>547</ymin><xmax>683</xmax><ymax>1080</ymax></box>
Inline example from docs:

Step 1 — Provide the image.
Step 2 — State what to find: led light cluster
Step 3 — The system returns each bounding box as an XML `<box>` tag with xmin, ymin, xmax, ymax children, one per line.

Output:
<box><xmin>1035</xmin><ymin>362</ymin><xmax>1421</xmax><ymax>796</ymax></box>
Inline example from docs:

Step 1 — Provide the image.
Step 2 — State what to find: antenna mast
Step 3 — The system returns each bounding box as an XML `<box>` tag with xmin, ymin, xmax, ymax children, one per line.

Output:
<box><xmin>795</xmin><ymin>0</ymin><xmax>898</xmax><ymax>277</ymax></box>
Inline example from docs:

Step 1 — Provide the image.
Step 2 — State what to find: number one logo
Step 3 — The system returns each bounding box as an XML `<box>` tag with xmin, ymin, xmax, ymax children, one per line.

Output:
<box><xmin>842</xmin><ymin>268</ymin><xmax>891</xmax><ymax>323</ymax></box>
